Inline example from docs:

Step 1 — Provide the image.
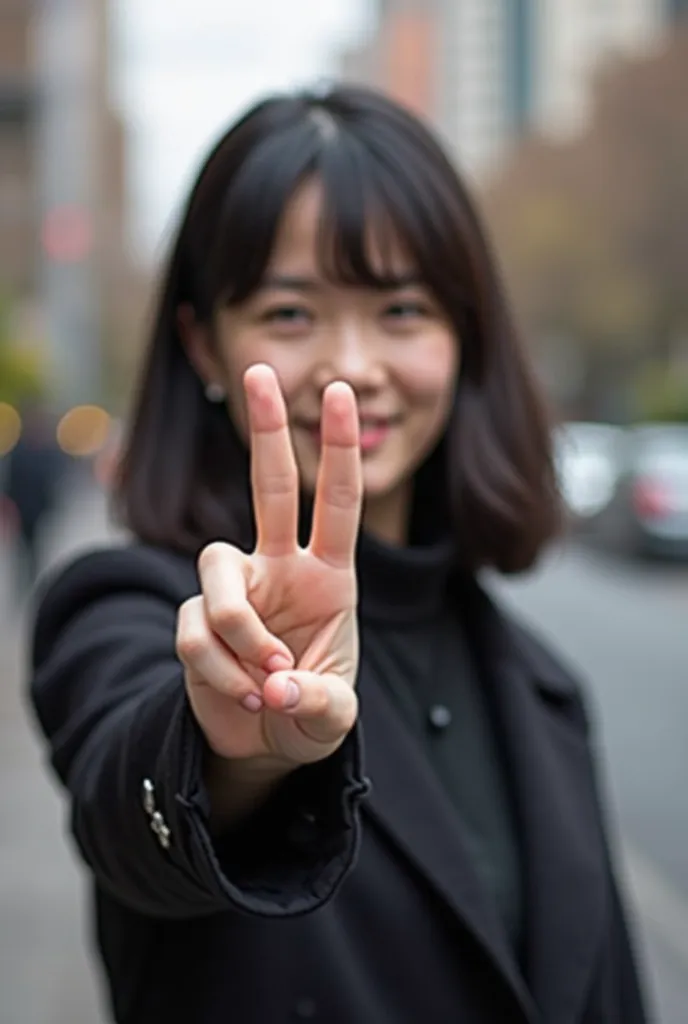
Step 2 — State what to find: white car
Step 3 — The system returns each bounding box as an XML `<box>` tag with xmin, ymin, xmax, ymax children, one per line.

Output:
<box><xmin>554</xmin><ymin>422</ymin><xmax>624</xmax><ymax>521</ymax></box>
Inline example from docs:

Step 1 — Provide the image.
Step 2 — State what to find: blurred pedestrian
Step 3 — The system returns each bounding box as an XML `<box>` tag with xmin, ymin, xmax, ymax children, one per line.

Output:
<box><xmin>3</xmin><ymin>399</ymin><xmax>66</xmax><ymax>592</ymax></box>
<box><xmin>27</xmin><ymin>86</ymin><xmax>648</xmax><ymax>1023</ymax></box>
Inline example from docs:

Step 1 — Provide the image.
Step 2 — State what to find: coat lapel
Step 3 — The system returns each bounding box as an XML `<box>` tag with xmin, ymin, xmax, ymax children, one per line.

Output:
<box><xmin>466</xmin><ymin>583</ymin><xmax>608</xmax><ymax>1024</ymax></box>
<box><xmin>358</xmin><ymin>576</ymin><xmax>609</xmax><ymax>1024</ymax></box>
<box><xmin>358</xmin><ymin>656</ymin><xmax>536</xmax><ymax>1022</ymax></box>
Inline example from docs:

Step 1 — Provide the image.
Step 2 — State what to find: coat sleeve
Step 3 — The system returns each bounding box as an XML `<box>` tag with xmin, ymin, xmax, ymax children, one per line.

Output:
<box><xmin>28</xmin><ymin>546</ymin><xmax>369</xmax><ymax>921</ymax></box>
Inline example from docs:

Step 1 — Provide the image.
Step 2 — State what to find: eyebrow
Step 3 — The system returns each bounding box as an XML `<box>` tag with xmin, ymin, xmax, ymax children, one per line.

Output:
<box><xmin>258</xmin><ymin>272</ymin><xmax>425</xmax><ymax>292</ymax></box>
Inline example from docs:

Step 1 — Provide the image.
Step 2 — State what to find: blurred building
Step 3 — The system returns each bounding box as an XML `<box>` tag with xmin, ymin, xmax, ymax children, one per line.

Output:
<box><xmin>338</xmin><ymin>0</ymin><xmax>438</xmax><ymax>119</ymax></box>
<box><xmin>533</xmin><ymin>0</ymin><xmax>666</xmax><ymax>140</ymax></box>
<box><xmin>340</xmin><ymin>0</ymin><xmax>684</xmax><ymax>180</ymax></box>
<box><xmin>0</xmin><ymin>0</ymin><xmax>143</xmax><ymax>408</ymax></box>
<box><xmin>0</xmin><ymin>0</ymin><xmax>37</xmax><ymax>297</ymax></box>
<box><xmin>667</xmin><ymin>0</ymin><xmax>688</xmax><ymax>18</ymax></box>
<box><xmin>435</xmin><ymin>0</ymin><xmax>536</xmax><ymax>178</ymax></box>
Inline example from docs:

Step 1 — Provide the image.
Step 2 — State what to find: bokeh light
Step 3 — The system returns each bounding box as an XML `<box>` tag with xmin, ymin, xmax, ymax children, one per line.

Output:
<box><xmin>56</xmin><ymin>405</ymin><xmax>111</xmax><ymax>457</ymax></box>
<box><xmin>0</xmin><ymin>403</ymin><xmax>22</xmax><ymax>456</ymax></box>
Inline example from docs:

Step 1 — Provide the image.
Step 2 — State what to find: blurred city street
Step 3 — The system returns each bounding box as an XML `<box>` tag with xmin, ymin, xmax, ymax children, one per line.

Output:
<box><xmin>2</xmin><ymin>0</ymin><xmax>688</xmax><ymax>1021</ymax></box>
<box><xmin>0</xmin><ymin>479</ymin><xmax>686</xmax><ymax>1022</ymax></box>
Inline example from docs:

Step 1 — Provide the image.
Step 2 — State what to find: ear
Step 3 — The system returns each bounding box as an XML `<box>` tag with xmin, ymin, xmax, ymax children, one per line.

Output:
<box><xmin>177</xmin><ymin>303</ymin><xmax>223</xmax><ymax>388</ymax></box>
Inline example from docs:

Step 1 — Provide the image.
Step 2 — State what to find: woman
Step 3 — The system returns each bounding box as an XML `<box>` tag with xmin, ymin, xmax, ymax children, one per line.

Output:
<box><xmin>29</xmin><ymin>86</ymin><xmax>647</xmax><ymax>1024</ymax></box>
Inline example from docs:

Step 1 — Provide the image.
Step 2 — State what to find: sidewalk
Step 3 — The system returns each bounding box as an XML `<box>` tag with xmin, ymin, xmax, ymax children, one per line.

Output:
<box><xmin>0</xmin><ymin>477</ymin><xmax>118</xmax><ymax>1024</ymax></box>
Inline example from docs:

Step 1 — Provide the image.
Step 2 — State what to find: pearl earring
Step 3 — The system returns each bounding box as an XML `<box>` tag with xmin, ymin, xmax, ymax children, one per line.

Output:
<box><xmin>205</xmin><ymin>382</ymin><xmax>226</xmax><ymax>403</ymax></box>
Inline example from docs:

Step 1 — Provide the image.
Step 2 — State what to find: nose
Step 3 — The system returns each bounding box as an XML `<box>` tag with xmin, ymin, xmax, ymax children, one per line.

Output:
<box><xmin>313</xmin><ymin>322</ymin><xmax>386</xmax><ymax>394</ymax></box>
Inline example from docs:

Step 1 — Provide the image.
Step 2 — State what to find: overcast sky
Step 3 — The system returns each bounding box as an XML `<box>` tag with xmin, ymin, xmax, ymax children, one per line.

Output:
<box><xmin>113</xmin><ymin>0</ymin><xmax>372</xmax><ymax>262</ymax></box>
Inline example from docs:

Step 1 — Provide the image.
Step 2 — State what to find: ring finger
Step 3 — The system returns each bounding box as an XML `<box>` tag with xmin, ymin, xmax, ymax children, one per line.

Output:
<box><xmin>177</xmin><ymin>596</ymin><xmax>262</xmax><ymax>706</ymax></box>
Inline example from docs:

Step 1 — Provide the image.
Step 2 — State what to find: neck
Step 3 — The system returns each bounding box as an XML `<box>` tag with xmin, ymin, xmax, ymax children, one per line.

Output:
<box><xmin>361</xmin><ymin>479</ymin><xmax>412</xmax><ymax>547</ymax></box>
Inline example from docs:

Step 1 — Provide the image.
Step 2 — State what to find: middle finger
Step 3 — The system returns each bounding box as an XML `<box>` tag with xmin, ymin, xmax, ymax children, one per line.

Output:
<box><xmin>309</xmin><ymin>381</ymin><xmax>363</xmax><ymax>568</ymax></box>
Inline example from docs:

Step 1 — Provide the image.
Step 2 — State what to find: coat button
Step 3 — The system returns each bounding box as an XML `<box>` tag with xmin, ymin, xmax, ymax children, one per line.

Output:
<box><xmin>428</xmin><ymin>704</ymin><xmax>452</xmax><ymax>731</ymax></box>
<box><xmin>142</xmin><ymin>779</ymin><xmax>172</xmax><ymax>849</ymax></box>
<box><xmin>294</xmin><ymin>996</ymin><xmax>317</xmax><ymax>1018</ymax></box>
<box><xmin>151</xmin><ymin>811</ymin><xmax>172</xmax><ymax>849</ymax></box>
<box><xmin>142</xmin><ymin>778</ymin><xmax>156</xmax><ymax>816</ymax></box>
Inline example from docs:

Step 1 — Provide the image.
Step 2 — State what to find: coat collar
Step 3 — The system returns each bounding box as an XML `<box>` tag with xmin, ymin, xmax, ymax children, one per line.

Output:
<box><xmin>359</xmin><ymin>576</ymin><xmax>607</xmax><ymax>1024</ymax></box>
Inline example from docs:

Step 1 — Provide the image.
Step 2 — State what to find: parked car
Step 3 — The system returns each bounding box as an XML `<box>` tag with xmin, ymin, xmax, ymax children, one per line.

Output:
<box><xmin>554</xmin><ymin>422</ymin><xmax>624</xmax><ymax>525</ymax></box>
<box><xmin>592</xmin><ymin>423</ymin><xmax>688</xmax><ymax>560</ymax></box>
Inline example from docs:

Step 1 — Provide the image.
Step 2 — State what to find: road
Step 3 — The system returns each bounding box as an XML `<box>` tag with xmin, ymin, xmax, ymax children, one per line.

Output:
<box><xmin>0</xmin><ymin>481</ymin><xmax>686</xmax><ymax>1022</ymax></box>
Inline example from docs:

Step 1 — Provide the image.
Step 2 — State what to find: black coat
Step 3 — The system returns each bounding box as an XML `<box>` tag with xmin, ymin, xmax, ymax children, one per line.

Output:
<box><xmin>29</xmin><ymin>545</ymin><xmax>649</xmax><ymax>1024</ymax></box>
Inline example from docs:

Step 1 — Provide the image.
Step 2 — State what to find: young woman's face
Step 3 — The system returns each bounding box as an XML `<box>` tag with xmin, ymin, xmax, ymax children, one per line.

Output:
<box><xmin>190</xmin><ymin>179</ymin><xmax>459</xmax><ymax>532</ymax></box>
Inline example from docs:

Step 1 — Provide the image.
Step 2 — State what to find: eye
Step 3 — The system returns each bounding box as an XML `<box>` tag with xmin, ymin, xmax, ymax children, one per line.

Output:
<box><xmin>262</xmin><ymin>304</ymin><xmax>312</xmax><ymax>325</ymax></box>
<box><xmin>383</xmin><ymin>299</ymin><xmax>431</xmax><ymax>323</ymax></box>
<box><xmin>258</xmin><ymin>304</ymin><xmax>314</xmax><ymax>337</ymax></box>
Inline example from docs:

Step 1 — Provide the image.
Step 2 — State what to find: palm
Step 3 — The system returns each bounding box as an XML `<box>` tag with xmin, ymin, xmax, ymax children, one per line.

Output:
<box><xmin>242</xmin><ymin>552</ymin><xmax>357</xmax><ymax>761</ymax></box>
<box><xmin>188</xmin><ymin>366</ymin><xmax>363</xmax><ymax>765</ymax></box>
<box><xmin>250</xmin><ymin>552</ymin><xmax>356</xmax><ymax>671</ymax></box>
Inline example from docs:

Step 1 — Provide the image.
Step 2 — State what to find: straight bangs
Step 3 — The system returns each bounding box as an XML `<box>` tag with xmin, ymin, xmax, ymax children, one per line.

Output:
<box><xmin>204</xmin><ymin>114</ymin><xmax>478</xmax><ymax>344</ymax></box>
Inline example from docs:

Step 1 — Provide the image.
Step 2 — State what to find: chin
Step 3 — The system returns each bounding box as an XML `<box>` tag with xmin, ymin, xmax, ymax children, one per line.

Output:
<box><xmin>361</xmin><ymin>465</ymin><xmax>405</xmax><ymax>500</ymax></box>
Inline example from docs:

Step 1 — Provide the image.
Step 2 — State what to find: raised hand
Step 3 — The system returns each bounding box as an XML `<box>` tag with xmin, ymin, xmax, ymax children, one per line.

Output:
<box><xmin>176</xmin><ymin>364</ymin><xmax>363</xmax><ymax>783</ymax></box>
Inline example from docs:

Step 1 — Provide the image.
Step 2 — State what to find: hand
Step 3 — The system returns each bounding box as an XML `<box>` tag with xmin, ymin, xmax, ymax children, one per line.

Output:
<box><xmin>176</xmin><ymin>363</ymin><xmax>363</xmax><ymax>780</ymax></box>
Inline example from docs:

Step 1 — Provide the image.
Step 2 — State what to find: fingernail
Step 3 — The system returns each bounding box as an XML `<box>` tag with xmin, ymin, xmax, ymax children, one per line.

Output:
<box><xmin>283</xmin><ymin>680</ymin><xmax>300</xmax><ymax>709</ymax></box>
<box><xmin>265</xmin><ymin>652</ymin><xmax>293</xmax><ymax>674</ymax></box>
<box><xmin>241</xmin><ymin>693</ymin><xmax>263</xmax><ymax>713</ymax></box>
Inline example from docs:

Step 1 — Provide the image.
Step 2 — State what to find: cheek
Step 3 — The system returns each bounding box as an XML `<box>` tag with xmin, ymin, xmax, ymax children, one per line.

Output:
<box><xmin>395</xmin><ymin>332</ymin><xmax>459</xmax><ymax>409</ymax></box>
<box><xmin>221</xmin><ymin>337</ymin><xmax>311</xmax><ymax>437</ymax></box>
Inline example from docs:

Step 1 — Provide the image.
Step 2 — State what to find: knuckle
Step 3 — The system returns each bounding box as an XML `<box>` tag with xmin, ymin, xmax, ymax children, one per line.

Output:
<box><xmin>176</xmin><ymin>607</ymin><xmax>208</xmax><ymax>662</ymax></box>
<box><xmin>176</xmin><ymin>595</ymin><xmax>201</xmax><ymax>631</ymax></box>
<box><xmin>324</xmin><ymin>481</ymin><xmax>360</xmax><ymax>509</ymax></box>
<box><xmin>208</xmin><ymin>601</ymin><xmax>249</xmax><ymax>637</ymax></box>
<box><xmin>260</xmin><ymin>467</ymin><xmax>296</xmax><ymax>496</ymax></box>
<box><xmin>176</xmin><ymin>632</ymin><xmax>206</xmax><ymax>663</ymax></box>
<box><xmin>197</xmin><ymin>540</ymin><xmax>235</xmax><ymax>574</ymax></box>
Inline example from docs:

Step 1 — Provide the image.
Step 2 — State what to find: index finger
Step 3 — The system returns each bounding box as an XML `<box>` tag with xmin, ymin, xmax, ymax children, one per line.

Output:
<box><xmin>309</xmin><ymin>381</ymin><xmax>363</xmax><ymax>568</ymax></box>
<box><xmin>244</xmin><ymin>364</ymin><xmax>299</xmax><ymax>557</ymax></box>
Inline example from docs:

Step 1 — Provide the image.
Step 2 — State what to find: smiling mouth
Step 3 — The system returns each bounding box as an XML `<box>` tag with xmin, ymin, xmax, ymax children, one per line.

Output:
<box><xmin>297</xmin><ymin>416</ymin><xmax>402</xmax><ymax>453</ymax></box>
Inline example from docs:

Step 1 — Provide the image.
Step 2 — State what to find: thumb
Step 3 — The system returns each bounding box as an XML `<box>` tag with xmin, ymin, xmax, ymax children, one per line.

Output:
<box><xmin>263</xmin><ymin>670</ymin><xmax>358</xmax><ymax>746</ymax></box>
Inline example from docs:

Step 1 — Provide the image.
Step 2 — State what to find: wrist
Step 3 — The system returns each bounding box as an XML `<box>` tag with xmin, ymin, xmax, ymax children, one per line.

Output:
<box><xmin>203</xmin><ymin>749</ymin><xmax>295</xmax><ymax>831</ymax></box>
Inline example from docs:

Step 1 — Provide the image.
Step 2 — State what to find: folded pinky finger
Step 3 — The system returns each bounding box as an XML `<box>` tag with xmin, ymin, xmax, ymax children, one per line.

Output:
<box><xmin>262</xmin><ymin>671</ymin><xmax>359</xmax><ymax>744</ymax></box>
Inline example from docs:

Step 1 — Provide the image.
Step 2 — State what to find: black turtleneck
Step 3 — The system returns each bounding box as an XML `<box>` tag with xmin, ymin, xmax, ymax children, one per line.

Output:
<box><xmin>355</xmin><ymin>530</ymin><xmax>524</xmax><ymax>957</ymax></box>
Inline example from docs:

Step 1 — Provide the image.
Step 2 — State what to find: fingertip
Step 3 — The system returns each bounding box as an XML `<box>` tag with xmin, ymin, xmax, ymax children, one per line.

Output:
<box><xmin>241</xmin><ymin>693</ymin><xmax>264</xmax><ymax>713</ymax></box>
<box><xmin>324</xmin><ymin>380</ymin><xmax>356</xmax><ymax>407</ymax></box>
<box><xmin>244</xmin><ymin>363</ymin><xmax>276</xmax><ymax>391</ymax></box>
<box><xmin>263</xmin><ymin>672</ymin><xmax>300</xmax><ymax>710</ymax></box>
<box><xmin>322</xmin><ymin>382</ymin><xmax>359</xmax><ymax>447</ymax></box>
<box><xmin>264</xmin><ymin>651</ymin><xmax>294</xmax><ymax>675</ymax></box>
<box><xmin>244</xmin><ymin>363</ymin><xmax>288</xmax><ymax>432</ymax></box>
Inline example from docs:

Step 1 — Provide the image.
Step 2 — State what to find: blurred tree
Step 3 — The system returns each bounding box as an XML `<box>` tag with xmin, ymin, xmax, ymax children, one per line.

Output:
<box><xmin>634</xmin><ymin>362</ymin><xmax>688</xmax><ymax>423</ymax></box>
<box><xmin>483</xmin><ymin>25</ymin><xmax>688</xmax><ymax>418</ymax></box>
<box><xmin>0</xmin><ymin>293</ymin><xmax>45</xmax><ymax>404</ymax></box>
<box><xmin>584</xmin><ymin>26</ymin><xmax>688</xmax><ymax>359</ymax></box>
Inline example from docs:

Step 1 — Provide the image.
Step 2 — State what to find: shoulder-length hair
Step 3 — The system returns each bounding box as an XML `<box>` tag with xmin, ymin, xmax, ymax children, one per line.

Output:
<box><xmin>115</xmin><ymin>84</ymin><xmax>561</xmax><ymax>574</ymax></box>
